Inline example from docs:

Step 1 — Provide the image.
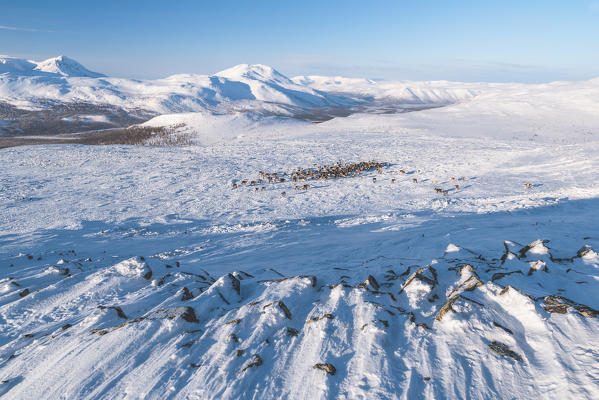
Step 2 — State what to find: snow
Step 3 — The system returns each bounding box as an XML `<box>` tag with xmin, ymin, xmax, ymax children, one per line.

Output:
<box><xmin>0</xmin><ymin>57</ymin><xmax>37</xmax><ymax>75</ymax></box>
<box><xmin>33</xmin><ymin>55</ymin><xmax>105</xmax><ymax>78</ymax></box>
<box><xmin>1</xmin><ymin>65</ymin><xmax>599</xmax><ymax>398</ymax></box>
<box><xmin>61</xmin><ymin>115</ymin><xmax>112</xmax><ymax>124</ymax></box>
<box><xmin>142</xmin><ymin>112</ymin><xmax>307</xmax><ymax>145</ymax></box>
<box><xmin>0</xmin><ymin>55</ymin><xmax>103</xmax><ymax>78</ymax></box>
<box><xmin>0</xmin><ymin>57</ymin><xmax>486</xmax><ymax>117</ymax></box>
<box><xmin>445</xmin><ymin>244</ymin><xmax>461</xmax><ymax>253</ymax></box>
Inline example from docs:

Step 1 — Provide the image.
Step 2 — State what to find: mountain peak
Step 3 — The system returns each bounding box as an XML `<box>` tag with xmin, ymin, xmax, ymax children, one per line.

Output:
<box><xmin>0</xmin><ymin>56</ymin><xmax>37</xmax><ymax>74</ymax></box>
<box><xmin>34</xmin><ymin>55</ymin><xmax>105</xmax><ymax>78</ymax></box>
<box><xmin>214</xmin><ymin>64</ymin><xmax>291</xmax><ymax>84</ymax></box>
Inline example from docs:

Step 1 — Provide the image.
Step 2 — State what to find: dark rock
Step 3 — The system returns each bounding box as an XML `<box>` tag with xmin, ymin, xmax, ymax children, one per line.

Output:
<box><xmin>181</xmin><ymin>287</ymin><xmax>194</xmax><ymax>301</ymax></box>
<box><xmin>375</xmin><ymin>319</ymin><xmax>389</xmax><ymax>328</ymax></box>
<box><xmin>277</xmin><ymin>301</ymin><xmax>292</xmax><ymax>319</ymax></box>
<box><xmin>542</xmin><ymin>295</ymin><xmax>598</xmax><ymax>318</ymax></box>
<box><xmin>491</xmin><ymin>271</ymin><xmax>523</xmax><ymax>281</ymax></box>
<box><xmin>307</xmin><ymin>314</ymin><xmax>334</xmax><ymax>323</ymax></box>
<box><xmin>364</xmin><ymin>274</ymin><xmax>380</xmax><ymax>291</ymax></box>
<box><xmin>313</xmin><ymin>363</ymin><xmax>336</xmax><ymax>375</ymax></box>
<box><xmin>492</xmin><ymin>321</ymin><xmax>513</xmax><ymax>335</ymax></box>
<box><xmin>157</xmin><ymin>273</ymin><xmax>172</xmax><ymax>286</ymax></box>
<box><xmin>226</xmin><ymin>273</ymin><xmax>241</xmax><ymax>295</ymax></box>
<box><xmin>19</xmin><ymin>288</ymin><xmax>29</xmax><ymax>297</ymax></box>
<box><xmin>488</xmin><ymin>341</ymin><xmax>523</xmax><ymax>362</ymax></box>
<box><xmin>576</xmin><ymin>245</ymin><xmax>595</xmax><ymax>258</ymax></box>
<box><xmin>112</xmin><ymin>306</ymin><xmax>127</xmax><ymax>319</ymax></box>
<box><xmin>97</xmin><ymin>305</ymin><xmax>127</xmax><ymax>319</ymax></box>
<box><xmin>286</xmin><ymin>327</ymin><xmax>299</xmax><ymax>337</ymax></box>
<box><xmin>145</xmin><ymin>307</ymin><xmax>198</xmax><ymax>323</ymax></box>
<box><xmin>242</xmin><ymin>354</ymin><xmax>263</xmax><ymax>372</ymax></box>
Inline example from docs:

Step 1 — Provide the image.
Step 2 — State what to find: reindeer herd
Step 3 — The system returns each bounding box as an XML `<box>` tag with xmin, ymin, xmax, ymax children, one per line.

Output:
<box><xmin>230</xmin><ymin>160</ymin><xmax>536</xmax><ymax>197</ymax></box>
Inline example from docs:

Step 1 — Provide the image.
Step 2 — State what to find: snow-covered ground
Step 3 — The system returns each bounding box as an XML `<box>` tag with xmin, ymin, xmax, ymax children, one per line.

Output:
<box><xmin>1</xmin><ymin>66</ymin><xmax>599</xmax><ymax>398</ymax></box>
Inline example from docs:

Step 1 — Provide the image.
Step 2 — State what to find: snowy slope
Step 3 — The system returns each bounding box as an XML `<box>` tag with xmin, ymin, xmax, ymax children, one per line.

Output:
<box><xmin>2</xmin><ymin>77</ymin><xmax>599</xmax><ymax>397</ymax></box>
<box><xmin>142</xmin><ymin>112</ymin><xmax>307</xmax><ymax>145</ymax></box>
<box><xmin>0</xmin><ymin>55</ymin><xmax>103</xmax><ymax>77</ymax></box>
<box><xmin>142</xmin><ymin>76</ymin><xmax>599</xmax><ymax>145</ymax></box>
<box><xmin>0</xmin><ymin>57</ymin><xmax>37</xmax><ymax>75</ymax></box>
<box><xmin>293</xmin><ymin>74</ymin><xmax>480</xmax><ymax>104</ymax></box>
<box><xmin>33</xmin><ymin>56</ymin><xmax>105</xmax><ymax>78</ymax></box>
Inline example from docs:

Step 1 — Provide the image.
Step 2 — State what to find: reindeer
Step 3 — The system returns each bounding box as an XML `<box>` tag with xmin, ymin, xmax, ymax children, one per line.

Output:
<box><xmin>412</xmin><ymin>178</ymin><xmax>418</xmax><ymax>183</ymax></box>
<box><xmin>391</xmin><ymin>178</ymin><xmax>396</xmax><ymax>183</ymax></box>
<box><xmin>303</xmin><ymin>184</ymin><xmax>310</xmax><ymax>190</ymax></box>
<box><xmin>281</xmin><ymin>192</ymin><xmax>286</xmax><ymax>197</ymax></box>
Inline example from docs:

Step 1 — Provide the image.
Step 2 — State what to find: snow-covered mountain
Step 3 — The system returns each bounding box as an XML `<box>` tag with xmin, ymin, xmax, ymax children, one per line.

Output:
<box><xmin>0</xmin><ymin>55</ymin><xmax>486</xmax><ymax>135</ymax></box>
<box><xmin>0</xmin><ymin>56</ymin><xmax>479</xmax><ymax>112</ymax></box>
<box><xmin>33</xmin><ymin>55</ymin><xmax>105</xmax><ymax>78</ymax></box>
<box><xmin>2</xmin><ymin>55</ymin><xmax>598</xmax><ymax>143</ymax></box>
<box><xmin>0</xmin><ymin>55</ymin><xmax>104</xmax><ymax>77</ymax></box>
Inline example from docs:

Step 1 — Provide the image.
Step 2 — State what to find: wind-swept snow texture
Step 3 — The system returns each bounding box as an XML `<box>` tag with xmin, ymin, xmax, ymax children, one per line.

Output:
<box><xmin>2</xmin><ymin>63</ymin><xmax>599</xmax><ymax>398</ymax></box>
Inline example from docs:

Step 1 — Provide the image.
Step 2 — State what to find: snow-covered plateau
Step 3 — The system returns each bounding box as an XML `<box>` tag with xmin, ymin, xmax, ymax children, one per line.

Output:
<box><xmin>1</xmin><ymin>57</ymin><xmax>599</xmax><ymax>399</ymax></box>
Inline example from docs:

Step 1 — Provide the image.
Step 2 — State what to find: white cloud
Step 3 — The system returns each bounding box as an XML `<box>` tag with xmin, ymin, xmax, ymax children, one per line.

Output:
<box><xmin>0</xmin><ymin>25</ymin><xmax>53</xmax><ymax>33</ymax></box>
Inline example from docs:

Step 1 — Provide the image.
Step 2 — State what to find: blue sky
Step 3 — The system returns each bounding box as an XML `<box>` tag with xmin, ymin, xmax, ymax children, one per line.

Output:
<box><xmin>1</xmin><ymin>0</ymin><xmax>598</xmax><ymax>82</ymax></box>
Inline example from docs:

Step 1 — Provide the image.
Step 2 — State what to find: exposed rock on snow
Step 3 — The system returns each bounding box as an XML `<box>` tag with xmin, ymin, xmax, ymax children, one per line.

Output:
<box><xmin>313</xmin><ymin>363</ymin><xmax>336</xmax><ymax>375</ymax></box>
<box><xmin>488</xmin><ymin>341</ymin><xmax>523</xmax><ymax>362</ymax></box>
